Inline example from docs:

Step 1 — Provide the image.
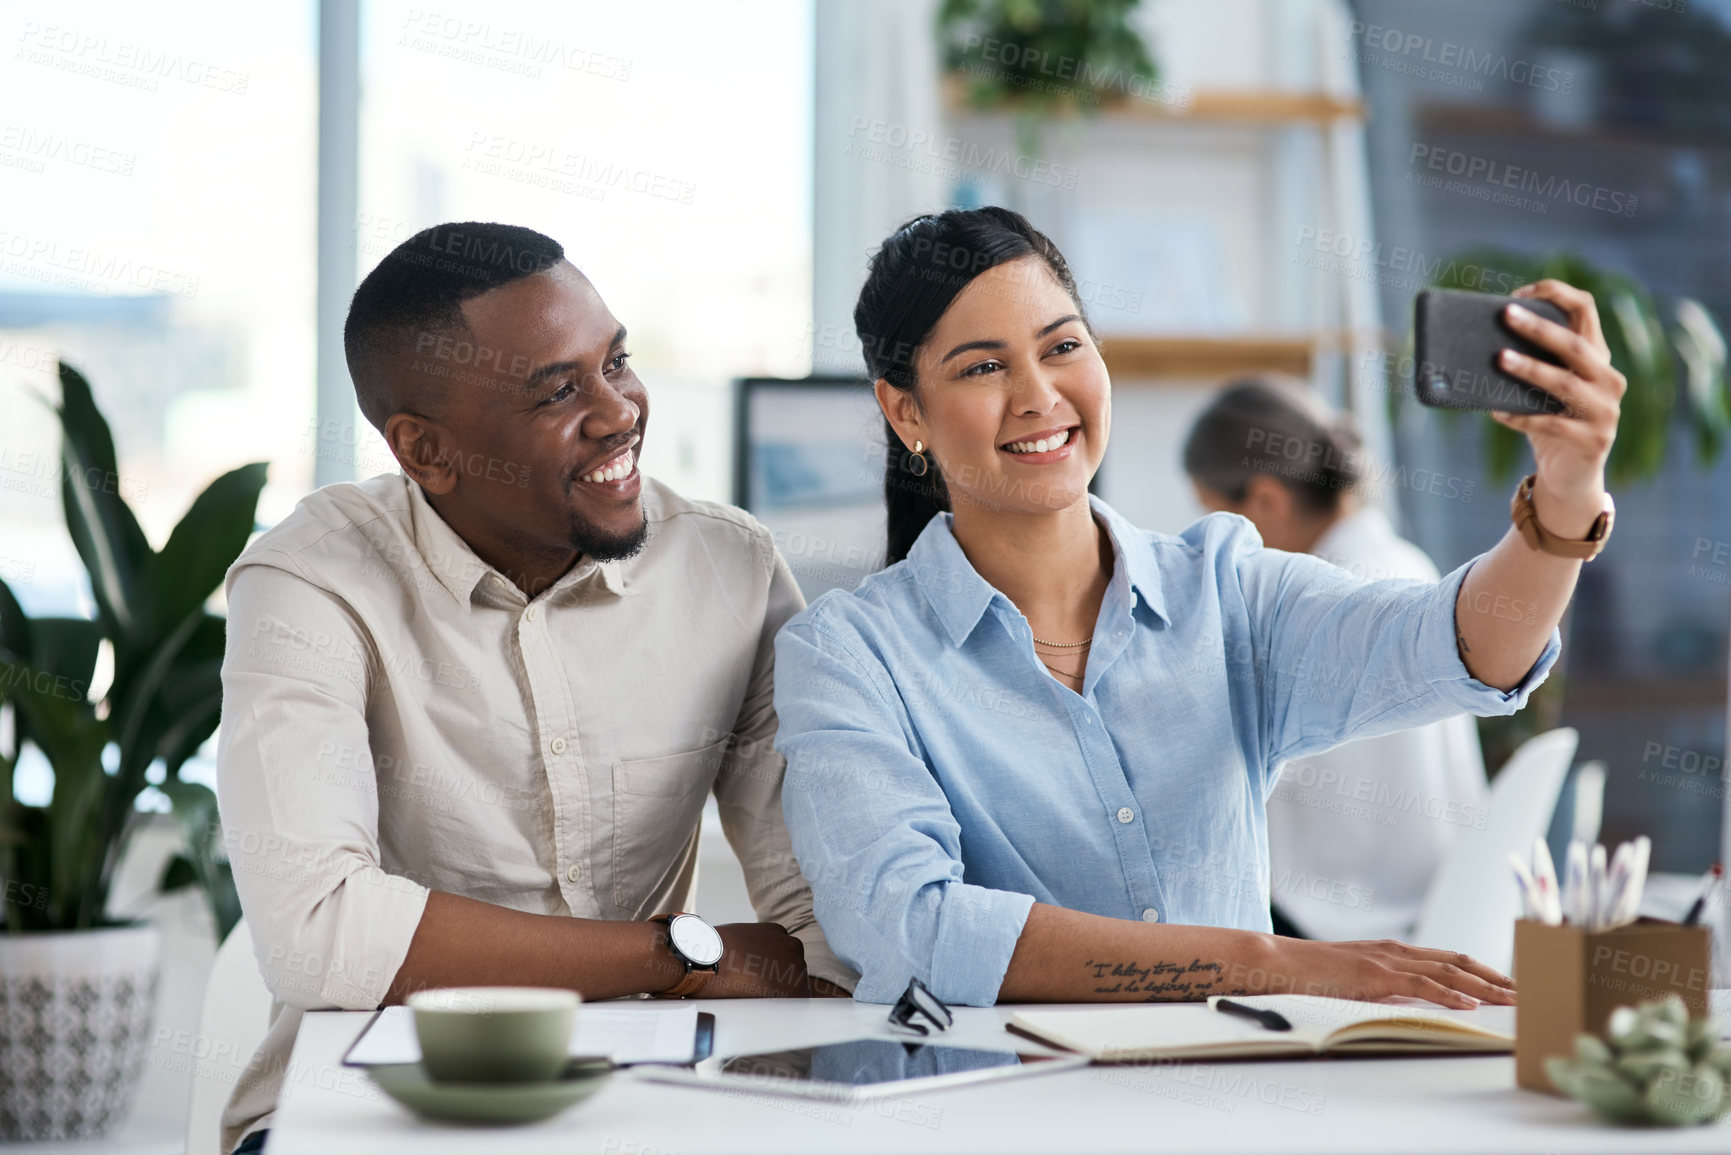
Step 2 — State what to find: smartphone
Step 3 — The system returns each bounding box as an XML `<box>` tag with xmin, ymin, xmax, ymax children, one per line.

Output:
<box><xmin>1412</xmin><ymin>287</ymin><xmax>1569</xmax><ymax>415</ymax></box>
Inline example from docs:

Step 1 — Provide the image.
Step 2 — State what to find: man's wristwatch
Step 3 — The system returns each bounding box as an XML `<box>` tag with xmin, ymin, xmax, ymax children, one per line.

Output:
<box><xmin>1510</xmin><ymin>473</ymin><xmax>1615</xmax><ymax>560</ymax></box>
<box><xmin>651</xmin><ymin>912</ymin><xmax>724</xmax><ymax>998</ymax></box>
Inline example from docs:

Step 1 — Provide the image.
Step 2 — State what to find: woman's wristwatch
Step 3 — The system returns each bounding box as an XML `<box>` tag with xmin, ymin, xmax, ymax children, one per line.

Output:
<box><xmin>651</xmin><ymin>912</ymin><xmax>724</xmax><ymax>998</ymax></box>
<box><xmin>1510</xmin><ymin>473</ymin><xmax>1614</xmax><ymax>560</ymax></box>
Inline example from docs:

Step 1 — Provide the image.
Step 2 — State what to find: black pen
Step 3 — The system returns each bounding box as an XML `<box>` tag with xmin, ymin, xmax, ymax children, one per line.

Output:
<box><xmin>1214</xmin><ymin>998</ymin><xmax>1292</xmax><ymax>1032</ymax></box>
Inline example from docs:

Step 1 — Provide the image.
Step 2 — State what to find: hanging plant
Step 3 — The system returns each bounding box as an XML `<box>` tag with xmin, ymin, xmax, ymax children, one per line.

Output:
<box><xmin>938</xmin><ymin>0</ymin><xmax>1161</xmax><ymax>152</ymax></box>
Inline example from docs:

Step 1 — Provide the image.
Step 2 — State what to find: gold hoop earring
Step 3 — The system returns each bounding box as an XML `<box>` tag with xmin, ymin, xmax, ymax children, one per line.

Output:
<box><xmin>907</xmin><ymin>439</ymin><xmax>929</xmax><ymax>477</ymax></box>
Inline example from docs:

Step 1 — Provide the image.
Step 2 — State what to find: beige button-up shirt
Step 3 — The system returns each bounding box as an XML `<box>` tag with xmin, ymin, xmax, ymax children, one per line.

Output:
<box><xmin>215</xmin><ymin>473</ymin><xmax>850</xmax><ymax>1152</ymax></box>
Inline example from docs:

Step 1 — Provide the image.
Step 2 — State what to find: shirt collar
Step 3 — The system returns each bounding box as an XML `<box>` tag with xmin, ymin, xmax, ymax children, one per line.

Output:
<box><xmin>905</xmin><ymin>513</ymin><xmax>1000</xmax><ymax>648</ymax></box>
<box><xmin>1088</xmin><ymin>496</ymin><xmax>1169</xmax><ymax>626</ymax></box>
<box><xmin>407</xmin><ymin>479</ymin><xmax>494</xmax><ymax>608</ymax></box>
<box><xmin>406</xmin><ymin>479</ymin><xmax>631</xmax><ymax>609</ymax></box>
<box><xmin>906</xmin><ymin>496</ymin><xmax>1169</xmax><ymax>648</ymax></box>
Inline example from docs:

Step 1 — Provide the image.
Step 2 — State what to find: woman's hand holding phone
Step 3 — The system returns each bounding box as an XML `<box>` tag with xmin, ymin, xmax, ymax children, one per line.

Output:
<box><xmin>1490</xmin><ymin>281</ymin><xmax>1625</xmax><ymax>537</ymax></box>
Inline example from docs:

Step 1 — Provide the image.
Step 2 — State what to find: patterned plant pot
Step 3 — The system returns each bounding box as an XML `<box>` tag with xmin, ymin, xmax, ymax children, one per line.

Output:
<box><xmin>0</xmin><ymin>923</ymin><xmax>160</xmax><ymax>1141</ymax></box>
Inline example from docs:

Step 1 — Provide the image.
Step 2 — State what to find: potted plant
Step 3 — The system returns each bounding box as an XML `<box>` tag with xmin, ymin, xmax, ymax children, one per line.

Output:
<box><xmin>938</xmin><ymin>0</ymin><xmax>1161</xmax><ymax>152</ymax></box>
<box><xmin>0</xmin><ymin>361</ymin><xmax>264</xmax><ymax>1141</ymax></box>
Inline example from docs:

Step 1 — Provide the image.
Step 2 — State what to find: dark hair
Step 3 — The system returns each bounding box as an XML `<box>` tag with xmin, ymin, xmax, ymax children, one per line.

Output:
<box><xmin>1182</xmin><ymin>375</ymin><xmax>1364</xmax><ymax>515</ymax></box>
<box><xmin>344</xmin><ymin>221</ymin><xmax>566</xmax><ymax>429</ymax></box>
<box><xmin>854</xmin><ymin>206</ymin><xmax>1088</xmax><ymax>565</ymax></box>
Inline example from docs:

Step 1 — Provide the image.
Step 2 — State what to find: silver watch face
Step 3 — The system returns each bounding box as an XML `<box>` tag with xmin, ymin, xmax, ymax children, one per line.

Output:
<box><xmin>668</xmin><ymin>914</ymin><xmax>723</xmax><ymax>968</ymax></box>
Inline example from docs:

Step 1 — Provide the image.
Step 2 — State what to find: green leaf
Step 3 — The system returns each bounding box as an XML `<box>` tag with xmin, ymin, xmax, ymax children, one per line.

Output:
<box><xmin>1671</xmin><ymin>297</ymin><xmax>1730</xmax><ymax>464</ymax></box>
<box><xmin>159</xmin><ymin>854</ymin><xmax>199</xmax><ymax>893</ymax></box>
<box><xmin>0</xmin><ymin>654</ymin><xmax>103</xmax><ymax>779</ymax></box>
<box><xmin>144</xmin><ymin>462</ymin><xmax>267</xmax><ymax>640</ymax></box>
<box><xmin>160</xmin><ymin>779</ymin><xmax>243</xmax><ymax>940</ymax></box>
<box><xmin>207</xmin><ymin>860</ymin><xmax>242</xmax><ymax>943</ymax></box>
<box><xmin>54</xmin><ymin>362</ymin><xmax>151</xmax><ymax>642</ymax></box>
<box><xmin>0</xmin><ymin>577</ymin><xmax>30</xmax><ymax>664</ymax></box>
<box><xmin>134</xmin><ymin>616</ymin><xmax>226</xmax><ymax>781</ymax></box>
<box><xmin>147</xmin><ymin>655</ymin><xmax>223</xmax><ymax>780</ymax></box>
<box><xmin>24</xmin><ymin>618</ymin><xmax>101</xmax><ymax>691</ymax></box>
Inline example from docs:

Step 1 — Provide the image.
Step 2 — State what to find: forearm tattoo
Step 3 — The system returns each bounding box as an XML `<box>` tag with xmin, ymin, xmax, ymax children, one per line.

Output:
<box><xmin>1085</xmin><ymin>958</ymin><xmax>1226</xmax><ymax>1000</ymax></box>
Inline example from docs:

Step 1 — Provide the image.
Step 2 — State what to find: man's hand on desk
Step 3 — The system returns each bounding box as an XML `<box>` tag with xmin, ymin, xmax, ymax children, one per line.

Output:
<box><xmin>702</xmin><ymin>921</ymin><xmax>811</xmax><ymax>998</ymax></box>
<box><xmin>1266</xmin><ymin>936</ymin><xmax>1516</xmax><ymax>1011</ymax></box>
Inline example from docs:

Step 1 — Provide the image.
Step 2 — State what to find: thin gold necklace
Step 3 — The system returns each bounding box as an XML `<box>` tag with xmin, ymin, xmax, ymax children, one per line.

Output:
<box><xmin>1032</xmin><ymin>635</ymin><xmax>1091</xmax><ymax>649</ymax></box>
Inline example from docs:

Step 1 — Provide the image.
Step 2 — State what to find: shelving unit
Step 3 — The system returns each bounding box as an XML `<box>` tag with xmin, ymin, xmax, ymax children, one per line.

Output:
<box><xmin>944</xmin><ymin>83</ymin><xmax>1370</xmax><ymax>390</ymax></box>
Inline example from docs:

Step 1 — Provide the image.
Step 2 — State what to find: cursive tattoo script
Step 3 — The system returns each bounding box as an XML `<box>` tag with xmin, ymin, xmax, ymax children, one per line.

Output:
<box><xmin>1084</xmin><ymin>957</ymin><xmax>1226</xmax><ymax>1000</ymax></box>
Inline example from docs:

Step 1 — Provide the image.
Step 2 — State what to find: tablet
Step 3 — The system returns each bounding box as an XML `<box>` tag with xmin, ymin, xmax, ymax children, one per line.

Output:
<box><xmin>630</xmin><ymin>1037</ymin><xmax>1086</xmax><ymax>1102</ymax></box>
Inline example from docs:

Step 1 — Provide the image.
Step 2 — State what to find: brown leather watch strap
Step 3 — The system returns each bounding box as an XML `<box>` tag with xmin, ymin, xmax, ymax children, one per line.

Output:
<box><xmin>657</xmin><ymin>967</ymin><xmax>715</xmax><ymax>999</ymax></box>
<box><xmin>1510</xmin><ymin>473</ymin><xmax>1614</xmax><ymax>561</ymax></box>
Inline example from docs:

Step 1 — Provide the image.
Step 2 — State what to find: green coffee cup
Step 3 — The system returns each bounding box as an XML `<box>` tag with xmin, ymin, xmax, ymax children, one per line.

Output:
<box><xmin>408</xmin><ymin>986</ymin><xmax>579</xmax><ymax>1085</ymax></box>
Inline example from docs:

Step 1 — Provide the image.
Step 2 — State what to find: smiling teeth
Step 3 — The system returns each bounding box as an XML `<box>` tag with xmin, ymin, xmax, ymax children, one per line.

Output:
<box><xmin>1006</xmin><ymin>429</ymin><xmax>1071</xmax><ymax>455</ymax></box>
<box><xmin>583</xmin><ymin>449</ymin><xmax>634</xmax><ymax>483</ymax></box>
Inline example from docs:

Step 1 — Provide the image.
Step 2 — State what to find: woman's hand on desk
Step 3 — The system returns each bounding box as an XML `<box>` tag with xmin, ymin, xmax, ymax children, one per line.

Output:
<box><xmin>1267</xmin><ymin>936</ymin><xmax>1515</xmax><ymax>1011</ymax></box>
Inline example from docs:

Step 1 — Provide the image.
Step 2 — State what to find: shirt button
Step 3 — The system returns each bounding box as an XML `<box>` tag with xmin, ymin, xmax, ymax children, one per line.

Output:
<box><xmin>550</xmin><ymin>737</ymin><xmax>567</xmax><ymax>755</ymax></box>
<box><xmin>1116</xmin><ymin>807</ymin><xmax>1135</xmax><ymax>824</ymax></box>
<box><xmin>566</xmin><ymin>864</ymin><xmax>583</xmax><ymax>883</ymax></box>
<box><xmin>524</xmin><ymin>605</ymin><xmax>539</xmax><ymax>622</ymax></box>
<box><xmin>1142</xmin><ymin>908</ymin><xmax>1160</xmax><ymax>923</ymax></box>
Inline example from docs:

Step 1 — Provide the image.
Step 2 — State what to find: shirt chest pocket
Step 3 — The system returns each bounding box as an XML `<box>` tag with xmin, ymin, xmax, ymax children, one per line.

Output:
<box><xmin>609</xmin><ymin>737</ymin><xmax>729</xmax><ymax>910</ymax></box>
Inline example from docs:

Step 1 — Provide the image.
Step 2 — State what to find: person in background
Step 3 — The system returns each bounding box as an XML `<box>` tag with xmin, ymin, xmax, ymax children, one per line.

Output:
<box><xmin>1183</xmin><ymin>377</ymin><xmax>1489</xmax><ymax>942</ymax></box>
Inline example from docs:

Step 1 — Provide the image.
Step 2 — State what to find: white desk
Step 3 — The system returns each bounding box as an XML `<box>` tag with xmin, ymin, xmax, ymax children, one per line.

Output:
<box><xmin>272</xmin><ymin>999</ymin><xmax>1731</xmax><ymax>1154</ymax></box>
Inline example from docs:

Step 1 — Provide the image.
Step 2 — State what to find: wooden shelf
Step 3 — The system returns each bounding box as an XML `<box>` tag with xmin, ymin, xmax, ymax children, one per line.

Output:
<box><xmin>943</xmin><ymin>80</ymin><xmax>1365</xmax><ymax>126</ymax></box>
<box><xmin>1169</xmin><ymin>90</ymin><xmax>1366</xmax><ymax>124</ymax></box>
<box><xmin>1099</xmin><ymin>335</ymin><xmax>1317</xmax><ymax>380</ymax></box>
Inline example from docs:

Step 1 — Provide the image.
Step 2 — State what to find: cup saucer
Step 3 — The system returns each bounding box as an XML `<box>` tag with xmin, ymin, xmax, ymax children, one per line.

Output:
<box><xmin>366</xmin><ymin>1057</ymin><xmax>615</xmax><ymax>1125</ymax></box>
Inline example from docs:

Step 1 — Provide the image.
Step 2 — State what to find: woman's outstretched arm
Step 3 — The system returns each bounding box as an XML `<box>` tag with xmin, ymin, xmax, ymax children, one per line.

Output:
<box><xmin>1452</xmin><ymin>280</ymin><xmax>1623</xmax><ymax>691</ymax></box>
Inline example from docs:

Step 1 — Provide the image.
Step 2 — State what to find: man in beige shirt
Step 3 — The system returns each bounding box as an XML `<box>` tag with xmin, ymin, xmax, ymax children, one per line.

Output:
<box><xmin>215</xmin><ymin>222</ymin><xmax>852</xmax><ymax>1154</ymax></box>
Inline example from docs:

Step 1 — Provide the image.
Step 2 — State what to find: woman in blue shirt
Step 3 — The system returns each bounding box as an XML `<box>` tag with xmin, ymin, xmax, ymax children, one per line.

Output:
<box><xmin>774</xmin><ymin>207</ymin><xmax>1622</xmax><ymax>1010</ymax></box>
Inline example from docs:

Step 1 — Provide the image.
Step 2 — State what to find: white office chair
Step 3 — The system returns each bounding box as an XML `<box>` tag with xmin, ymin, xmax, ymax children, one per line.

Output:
<box><xmin>1410</xmin><ymin>727</ymin><xmax>1579</xmax><ymax>972</ymax></box>
<box><xmin>187</xmin><ymin>918</ymin><xmax>274</xmax><ymax>1155</ymax></box>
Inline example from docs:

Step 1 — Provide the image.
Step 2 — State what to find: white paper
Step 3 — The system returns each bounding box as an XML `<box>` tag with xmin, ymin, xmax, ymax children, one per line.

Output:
<box><xmin>345</xmin><ymin>1002</ymin><xmax>699</xmax><ymax>1066</ymax></box>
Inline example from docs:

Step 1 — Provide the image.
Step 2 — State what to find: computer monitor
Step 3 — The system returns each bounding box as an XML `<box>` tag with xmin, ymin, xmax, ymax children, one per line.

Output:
<box><xmin>733</xmin><ymin>376</ymin><xmax>886</xmax><ymax>602</ymax></box>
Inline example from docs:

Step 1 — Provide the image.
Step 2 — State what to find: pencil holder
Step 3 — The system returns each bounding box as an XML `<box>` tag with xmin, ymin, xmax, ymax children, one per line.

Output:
<box><xmin>1514</xmin><ymin>917</ymin><xmax>1713</xmax><ymax>1093</ymax></box>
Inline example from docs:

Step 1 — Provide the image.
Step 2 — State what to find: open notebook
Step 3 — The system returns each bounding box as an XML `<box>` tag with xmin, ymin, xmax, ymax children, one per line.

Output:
<box><xmin>1008</xmin><ymin>995</ymin><xmax>1514</xmax><ymax>1061</ymax></box>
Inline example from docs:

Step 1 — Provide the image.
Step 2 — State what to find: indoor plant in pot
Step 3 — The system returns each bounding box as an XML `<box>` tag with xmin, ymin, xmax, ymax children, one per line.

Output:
<box><xmin>938</xmin><ymin>0</ymin><xmax>1162</xmax><ymax>154</ymax></box>
<box><xmin>0</xmin><ymin>361</ymin><xmax>263</xmax><ymax>1141</ymax></box>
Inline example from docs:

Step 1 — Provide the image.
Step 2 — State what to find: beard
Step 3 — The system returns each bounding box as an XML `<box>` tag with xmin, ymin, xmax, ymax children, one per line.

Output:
<box><xmin>571</xmin><ymin>510</ymin><xmax>650</xmax><ymax>561</ymax></box>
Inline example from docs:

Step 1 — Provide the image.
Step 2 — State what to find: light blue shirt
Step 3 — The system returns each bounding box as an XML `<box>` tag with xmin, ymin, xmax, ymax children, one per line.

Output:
<box><xmin>773</xmin><ymin>499</ymin><xmax>1558</xmax><ymax>1006</ymax></box>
